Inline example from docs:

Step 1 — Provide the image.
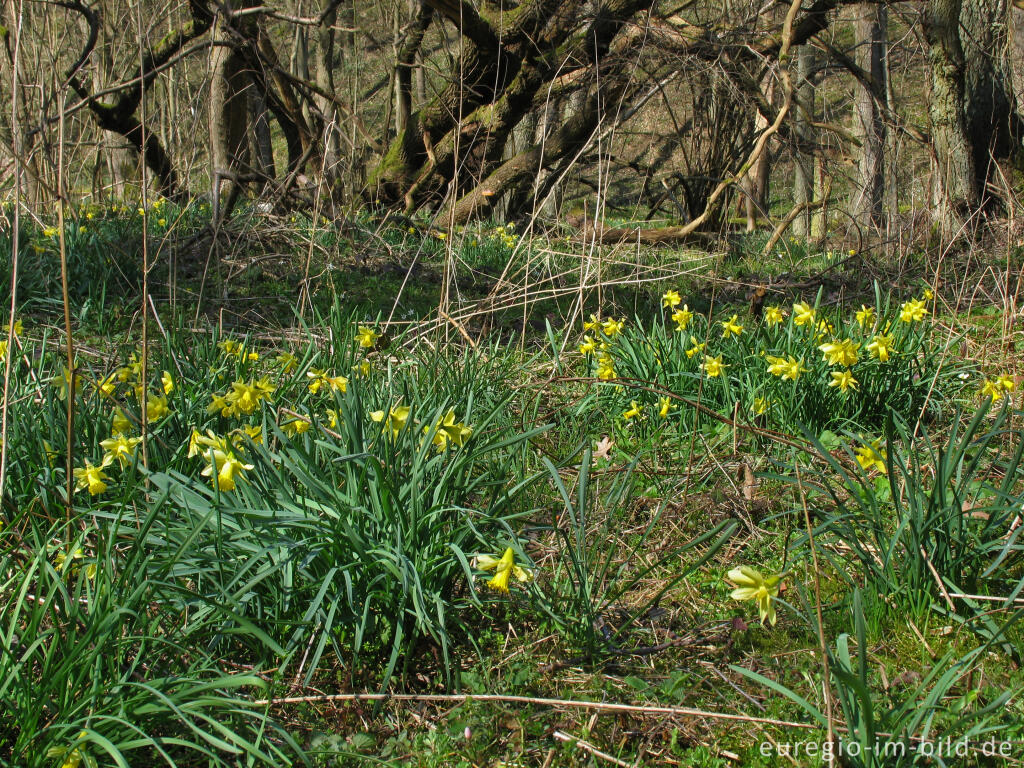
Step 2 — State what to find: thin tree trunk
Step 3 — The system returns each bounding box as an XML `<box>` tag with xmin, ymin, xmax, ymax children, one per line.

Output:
<box><xmin>852</xmin><ymin>3</ymin><xmax>887</xmax><ymax>230</ymax></box>
<box><xmin>793</xmin><ymin>44</ymin><xmax>815</xmax><ymax>238</ymax></box>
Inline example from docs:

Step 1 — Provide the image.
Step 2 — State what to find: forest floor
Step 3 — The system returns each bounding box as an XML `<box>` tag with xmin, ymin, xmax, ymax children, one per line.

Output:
<box><xmin>3</xmin><ymin>203</ymin><xmax>1024</xmax><ymax>767</ymax></box>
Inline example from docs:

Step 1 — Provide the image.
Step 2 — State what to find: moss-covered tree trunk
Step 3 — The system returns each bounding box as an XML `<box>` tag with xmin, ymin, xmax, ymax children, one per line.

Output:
<box><xmin>924</xmin><ymin>0</ymin><xmax>978</xmax><ymax>234</ymax></box>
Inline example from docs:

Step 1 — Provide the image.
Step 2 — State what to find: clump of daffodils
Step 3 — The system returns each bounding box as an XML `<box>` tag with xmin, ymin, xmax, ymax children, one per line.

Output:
<box><xmin>476</xmin><ymin>547</ymin><xmax>531</xmax><ymax>593</ymax></box>
<box><xmin>208</xmin><ymin>378</ymin><xmax>275</xmax><ymax>417</ymax></box>
<box><xmin>728</xmin><ymin>566</ymin><xmax>784</xmax><ymax>626</ymax></box>
<box><xmin>980</xmin><ymin>374</ymin><xmax>1015</xmax><ymax>401</ymax></box>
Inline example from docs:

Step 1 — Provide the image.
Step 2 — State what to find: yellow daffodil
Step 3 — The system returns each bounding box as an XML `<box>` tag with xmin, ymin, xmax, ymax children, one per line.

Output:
<box><xmin>282</xmin><ymin>418</ymin><xmax>311</xmax><ymax>436</ymax></box>
<box><xmin>996</xmin><ymin>374</ymin><xmax>1015</xmax><ymax>392</ymax></box>
<box><xmin>702</xmin><ymin>355</ymin><xmax>726</xmax><ymax>378</ymax></box>
<box><xmin>579</xmin><ymin>336</ymin><xmax>597</xmax><ymax>355</ymax></box>
<box><xmin>899</xmin><ymin>299</ymin><xmax>928</xmax><ymax>323</ymax></box>
<box><xmin>226</xmin><ymin>380</ymin><xmax>261</xmax><ymax>415</ymax></box>
<box><xmin>477</xmin><ymin>547</ymin><xmax>531</xmax><ymax>593</ymax></box>
<box><xmin>145</xmin><ymin>393</ymin><xmax>170</xmax><ymax>422</ymax></box>
<box><xmin>371</xmin><ymin>405</ymin><xmax>411</xmax><ymax>438</ymax></box>
<box><xmin>95</xmin><ymin>373</ymin><xmax>117</xmax><ymax>398</ymax></box>
<box><xmin>829</xmin><ymin>369</ymin><xmax>859</xmax><ymax>393</ymax></box>
<box><xmin>354</xmin><ymin>359</ymin><xmax>372</xmax><ymax>376</ymax></box>
<box><xmin>4</xmin><ymin>319</ymin><xmax>23</xmax><ymax>336</ymax></box>
<box><xmin>855</xmin><ymin>305</ymin><xmax>876</xmax><ymax>329</ymax></box>
<box><xmin>596</xmin><ymin>354</ymin><xmax>616</xmax><ymax>380</ymax></box>
<box><xmin>100</xmin><ymin>434</ymin><xmax>141</xmax><ymax>468</ymax></box>
<box><xmin>425</xmin><ymin>410</ymin><xmax>473</xmax><ymax>449</ymax></box>
<box><xmin>792</xmin><ymin>301</ymin><xmax>815</xmax><ymax>327</ymax></box>
<box><xmin>52</xmin><ymin>366</ymin><xmax>81</xmax><ymax>400</ymax></box>
<box><xmin>583</xmin><ymin>314</ymin><xmax>601</xmax><ymax>333</ymax></box>
<box><xmin>0</xmin><ymin>341</ymin><xmax>6</xmax><ymax>360</ymax></box>
<box><xmin>923</xmin><ymin>288</ymin><xmax>934</xmax><ymax>300</ymax></box>
<box><xmin>74</xmin><ymin>457</ymin><xmax>112</xmax><ymax>495</ymax></box>
<box><xmin>866</xmin><ymin>334</ymin><xmax>894</xmax><ymax>362</ymax></box>
<box><xmin>112</xmin><ymin>408</ymin><xmax>132</xmax><ymax>435</ymax></box>
<box><xmin>763</xmin><ymin>306</ymin><xmax>785</xmax><ymax>326</ymax></box>
<box><xmin>622</xmin><ymin>400</ymin><xmax>643</xmax><ymax>420</ymax></box>
<box><xmin>42</xmin><ymin>226</ymin><xmax>59</xmax><ymax>237</ymax></box>
<box><xmin>658</xmin><ymin>396</ymin><xmax>673</xmax><ymax>418</ymax></box>
<box><xmin>218</xmin><ymin>339</ymin><xmax>242</xmax><ymax>357</ymax></box>
<box><xmin>275</xmin><ymin>351</ymin><xmax>298</xmax><ymax>373</ymax></box>
<box><xmin>200</xmin><ymin>450</ymin><xmax>254</xmax><ymax>491</ymax></box>
<box><xmin>765</xmin><ymin>354</ymin><xmax>808</xmax><ymax>381</ymax></box>
<box><xmin>728</xmin><ymin>566</ymin><xmax>783</xmax><ymax>626</ymax></box>
<box><xmin>818</xmin><ymin>338</ymin><xmax>859</xmax><ymax>367</ymax></box>
<box><xmin>671</xmin><ymin>305</ymin><xmax>694</xmax><ymax>331</ymax></box>
<box><xmin>326</xmin><ymin>409</ymin><xmax>340</xmax><ymax>429</ymax></box>
<box><xmin>684</xmin><ymin>336</ymin><xmax>705</xmax><ymax>359</ymax></box>
<box><xmin>602</xmin><ymin>317</ymin><xmax>624</xmax><ymax>337</ymax></box>
<box><xmin>720</xmin><ymin>315</ymin><xmax>743</xmax><ymax>338</ymax></box>
<box><xmin>357</xmin><ymin>326</ymin><xmax>380</xmax><ymax>348</ymax></box>
<box><xmin>855</xmin><ymin>440</ymin><xmax>887</xmax><ymax>473</ymax></box>
<box><xmin>161</xmin><ymin>370</ymin><xmax>174</xmax><ymax>394</ymax></box>
<box><xmin>752</xmin><ymin>397</ymin><xmax>770</xmax><ymax>416</ymax></box>
<box><xmin>980</xmin><ymin>378</ymin><xmax>1013</xmax><ymax>401</ymax></box>
<box><xmin>208</xmin><ymin>392</ymin><xmax>234</xmax><ymax>417</ymax></box>
<box><xmin>662</xmin><ymin>289</ymin><xmax>682</xmax><ymax>308</ymax></box>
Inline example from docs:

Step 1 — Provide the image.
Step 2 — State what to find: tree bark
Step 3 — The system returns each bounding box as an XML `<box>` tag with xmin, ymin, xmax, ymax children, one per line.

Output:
<box><xmin>852</xmin><ymin>3</ymin><xmax>887</xmax><ymax>229</ymax></box>
<box><xmin>923</xmin><ymin>0</ymin><xmax>978</xmax><ymax>233</ymax></box>
<box><xmin>793</xmin><ymin>44</ymin><xmax>815</xmax><ymax>238</ymax></box>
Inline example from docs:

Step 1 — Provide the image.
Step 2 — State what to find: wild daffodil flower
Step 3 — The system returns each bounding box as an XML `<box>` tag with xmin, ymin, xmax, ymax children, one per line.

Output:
<box><xmin>728</xmin><ymin>566</ymin><xmax>783</xmax><ymax>626</ymax></box>
<box><xmin>671</xmin><ymin>305</ymin><xmax>693</xmax><ymax>331</ymax></box>
<box><xmin>161</xmin><ymin>370</ymin><xmax>174</xmax><ymax>394</ymax></box>
<box><xmin>720</xmin><ymin>315</ymin><xmax>743</xmax><ymax>338</ymax></box>
<box><xmin>765</xmin><ymin>354</ymin><xmax>807</xmax><ymax>381</ymax></box>
<box><xmin>996</xmin><ymin>374</ymin><xmax>1015</xmax><ymax>392</ymax></box>
<box><xmin>662</xmin><ymin>289</ymin><xmax>682</xmax><ymax>308</ymax></box>
<box><xmin>702</xmin><ymin>355</ymin><xmax>726</xmax><ymax>378</ymax></box>
<box><xmin>752</xmin><ymin>397</ymin><xmax>770</xmax><ymax>416</ymax></box>
<box><xmin>357</xmin><ymin>326</ymin><xmax>380</xmax><ymax>348</ymax></box>
<box><xmin>763</xmin><ymin>306</ymin><xmax>785</xmax><ymax>326</ymax></box>
<box><xmin>477</xmin><ymin>547</ymin><xmax>531</xmax><ymax>593</ymax></box>
<box><xmin>276</xmin><ymin>351</ymin><xmax>298</xmax><ymax>373</ymax></box>
<box><xmin>100</xmin><ymin>434</ymin><xmax>141</xmax><ymax>468</ymax></box>
<box><xmin>899</xmin><ymin>299</ymin><xmax>928</xmax><ymax>323</ymax></box>
<box><xmin>855</xmin><ymin>305</ymin><xmax>876</xmax><ymax>329</ymax></box>
<box><xmin>112</xmin><ymin>408</ymin><xmax>132</xmax><ymax>435</ymax></box>
<box><xmin>596</xmin><ymin>354</ymin><xmax>616</xmax><ymax>380</ymax></box>
<box><xmin>145</xmin><ymin>393</ymin><xmax>170</xmax><ymax>423</ymax></box>
<box><xmin>74</xmin><ymin>457</ymin><xmax>112</xmax><ymax>495</ymax></box>
<box><xmin>371</xmin><ymin>405</ymin><xmax>411</xmax><ymax>438</ymax></box>
<box><xmin>866</xmin><ymin>334</ymin><xmax>894</xmax><ymax>362</ymax></box>
<box><xmin>201</xmin><ymin>450</ymin><xmax>254</xmax><ymax>491</ymax></box>
<box><xmin>829</xmin><ymin>369</ymin><xmax>859</xmax><ymax>393</ymax></box>
<box><xmin>52</xmin><ymin>366</ymin><xmax>81</xmax><ymax>400</ymax></box>
<box><xmin>622</xmin><ymin>400</ymin><xmax>643</xmax><ymax>420</ymax></box>
<box><xmin>684</xmin><ymin>336</ymin><xmax>705</xmax><ymax>358</ymax></box>
<box><xmin>658</xmin><ymin>396</ymin><xmax>673</xmax><ymax>418</ymax></box>
<box><xmin>579</xmin><ymin>335</ymin><xmax>597</xmax><ymax>355</ymax></box>
<box><xmin>602</xmin><ymin>317</ymin><xmax>624</xmax><ymax>337</ymax></box>
<box><xmin>792</xmin><ymin>301</ymin><xmax>815</xmax><ymax>327</ymax></box>
<box><xmin>855</xmin><ymin>440</ymin><xmax>887</xmax><ymax>473</ymax></box>
<box><xmin>818</xmin><ymin>338</ymin><xmax>859</xmax><ymax>367</ymax></box>
<box><xmin>583</xmin><ymin>313</ymin><xmax>601</xmax><ymax>333</ymax></box>
<box><xmin>981</xmin><ymin>379</ymin><xmax>1009</xmax><ymax>400</ymax></box>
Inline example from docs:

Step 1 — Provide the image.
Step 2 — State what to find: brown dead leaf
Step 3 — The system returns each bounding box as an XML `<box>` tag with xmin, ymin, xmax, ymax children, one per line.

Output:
<box><xmin>594</xmin><ymin>435</ymin><xmax>614</xmax><ymax>460</ymax></box>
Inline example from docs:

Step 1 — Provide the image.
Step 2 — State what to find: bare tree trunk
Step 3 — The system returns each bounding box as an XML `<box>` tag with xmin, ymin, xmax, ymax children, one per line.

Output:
<box><xmin>210</xmin><ymin>19</ymin><xmax>252</xmax><ymax>220</ymax></box>
<box><xmin>852</xmin><ymin>3</ymin><xmax>887</xmax><ymax>230</ymax></box>
<box><xmin>743</xmin><ymin>77</ymin><xmax>774</xmax><ymax>232</ymax></box>
<box><xmin>923</xmin><ymin>0</ymin><xmax>978</xmax><ymax>234</ymax></box>
<box><xmin>793</xmin><ymin>44</ymin><xmax>815</xmax><ymax>238</ymax></box>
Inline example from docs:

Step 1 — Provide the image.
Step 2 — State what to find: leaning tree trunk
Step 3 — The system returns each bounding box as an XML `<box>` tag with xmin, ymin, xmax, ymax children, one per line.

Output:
<box><xmin>923</xmin><ymin>0</ymin><xmax>978</xmax><ymax>234</ymax></box>
<box><xmin>852</xmin><ymin>3</ymin><xmax>887</xmax><ymax>230</ymax></box>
